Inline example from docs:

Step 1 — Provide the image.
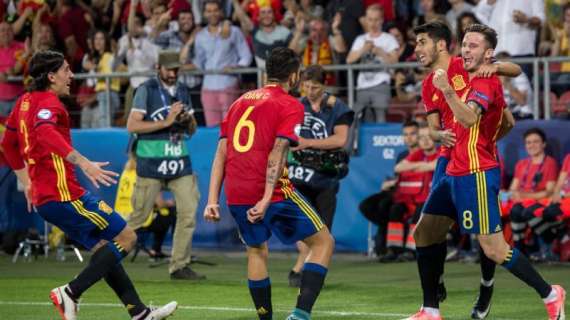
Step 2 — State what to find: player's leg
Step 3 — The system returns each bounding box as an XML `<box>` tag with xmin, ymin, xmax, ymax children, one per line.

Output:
<box><xmin>247</xmin><ymin>243</ymin><xmax>273</xmax><ymax>320</ymax></box>
<box><xmin>405</xmin><ymin>175</ymin><xmax>455</xmax><ymax>320</ymax></box>
<box><xmin>472</xmin><ymin>246</ymin><xmax>496</xmax><ymax>319</ymax></box>
<box><xmin>228</xmin><ymin>204</ymin><xmax>273</xmax><ymax>320</ymax></box>
<box><xmin>290</xmin><ymin>185</ymin><xmax>319</xmax><ymax>287</ymax></box>
<box><xmin>167</xmin><ymin>175</ymin><xmax>204</xmax><ymax>279</ymax></box>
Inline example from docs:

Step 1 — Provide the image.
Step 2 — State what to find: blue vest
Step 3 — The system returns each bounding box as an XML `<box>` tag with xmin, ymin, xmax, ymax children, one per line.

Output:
<box><xmin>288</xmin><ymin>94</ymin><xmax>353</xmax><ymax>189</ymax></box>
<box><xmin>135</xmin><ymin>78</ymin><xmax>194</xmax><ymax>179</ymax></box>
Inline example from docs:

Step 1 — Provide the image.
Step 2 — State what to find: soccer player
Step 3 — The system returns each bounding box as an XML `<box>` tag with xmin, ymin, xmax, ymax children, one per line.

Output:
<box><xmin>405</xmin><ymin>24</ymin><xmax>566</xmax><ymax>320</ymax></box>
<box><xmin>204</xmin><ymin>47</ymin><xmax>334</xmax><ymax>320</ymax></box>
<box><xmin>412</xmin><ymin>21</ymin><xmax>517</xmax><ymax>320</ymax></box>
<box><xmin>1</xmin><ymin>50</ymin><xmax>177</xmax><ymax>320</ymax></box>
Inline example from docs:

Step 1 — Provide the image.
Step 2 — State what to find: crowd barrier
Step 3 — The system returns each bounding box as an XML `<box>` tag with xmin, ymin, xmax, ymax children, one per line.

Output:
<box><xmin>2</xmin><ymin>120</ymin><xmax>570</xmax><ymax>252</ymax></box>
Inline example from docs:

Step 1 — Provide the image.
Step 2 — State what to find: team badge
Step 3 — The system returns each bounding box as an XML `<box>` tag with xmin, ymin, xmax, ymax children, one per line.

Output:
<box><xmin>37</xmin><ymin>109</ymin><xmax>52</xmax><ymax>120</ymax></box>
<box><xmin>432</xmin><ymin>93</ymin><xmax>439</xmax><ymax>102</ymax></box>
<box><xmin>98</xmin><ymin>201</ymin><xmax>113</xmax><ymax>215</ymax></box>
<box><xmin>21</xmin><ymin>100</ymin><xmax>30</xmax><ymax>111</ymax></box>
<box><xmin>452</xmin><ymin>75</ymin><xmax>466</xmax><ymax>91</ymax></box>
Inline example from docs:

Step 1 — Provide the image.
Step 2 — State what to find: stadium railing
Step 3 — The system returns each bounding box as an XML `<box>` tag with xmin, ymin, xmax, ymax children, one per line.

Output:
<box><xmin>7</xmin><ymin>56</ymin><xmax>570</xmax><ymax>127</ymax></box>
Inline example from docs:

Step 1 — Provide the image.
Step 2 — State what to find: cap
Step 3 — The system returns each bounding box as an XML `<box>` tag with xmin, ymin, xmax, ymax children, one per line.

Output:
<box><xmin>158</xmin><ymin>50</ymin><xmax>181</xmax><ymax>69</ymax></box>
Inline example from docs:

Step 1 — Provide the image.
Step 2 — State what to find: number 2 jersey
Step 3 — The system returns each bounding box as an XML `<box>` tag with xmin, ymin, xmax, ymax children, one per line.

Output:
<box><xmin>220</xmin><ymin>85</ymin><xmax>304</xmax><ymax>205</ymax></box>
<box><xmin>2</xmin><ymin>91</ymin><xmax>85</xmax><ymax>206</ymax></box>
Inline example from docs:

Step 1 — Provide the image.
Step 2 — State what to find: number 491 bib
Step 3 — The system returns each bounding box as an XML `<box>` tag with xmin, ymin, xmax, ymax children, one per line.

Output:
<box><xmin>135</xmin><ymin>139</ymin><xmax>193</xmax><ymax>179</ymax></box>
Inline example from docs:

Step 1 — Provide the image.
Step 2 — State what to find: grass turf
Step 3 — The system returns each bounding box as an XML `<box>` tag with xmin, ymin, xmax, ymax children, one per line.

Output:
<box><xmin>0</xmin><ymin>252</ymin><xmax>568</xmax><ymax>319</ymax></box>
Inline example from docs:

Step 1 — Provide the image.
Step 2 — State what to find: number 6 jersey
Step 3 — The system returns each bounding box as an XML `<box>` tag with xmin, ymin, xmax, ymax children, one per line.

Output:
<box><xmin>220</xmin><ymin>84</ymin><xmax>304</xmax><ymax>205</ymax></box>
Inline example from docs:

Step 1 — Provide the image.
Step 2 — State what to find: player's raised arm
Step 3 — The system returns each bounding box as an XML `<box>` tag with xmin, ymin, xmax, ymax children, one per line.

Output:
<box><xmin>247</xmin><ymin>137</ymin><xmax>290</xmax><ymax>223</ymax></box>
<box><xmin>204</xmin><ymin>138</ymin><xmax>227</xmax><ymax>222</ymax></box>
<box><xmin>476</xmin><ymin>61</ymin><xmax>522</xmax><ymax>78</ymax></box>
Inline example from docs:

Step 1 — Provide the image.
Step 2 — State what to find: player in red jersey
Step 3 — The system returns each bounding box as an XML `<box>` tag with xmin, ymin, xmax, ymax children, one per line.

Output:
<box><xmin>405</xmin><ymin>24</ymin><xmax>566</xmax><ymax>320</ymax></box>
<box><xmin>204</xmin><ymin>47</ymin><xmax>334</xmax><ymax>320</ymax></box>
<box><xmin>411</xmin><ymin>21</ymin><xmax>519</xmax><ymax>320</ymax></box>
<box><xmin>1</xmin><ymin>51</ymin><xmax>177</xmax><ymax>320</ymax></box>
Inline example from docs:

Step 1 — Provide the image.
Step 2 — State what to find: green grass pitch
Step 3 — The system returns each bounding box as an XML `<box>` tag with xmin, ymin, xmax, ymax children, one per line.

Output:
<box><xmin>0</xmin><ymin>252</ymin><xmax>568</xmax><ymax>319</ymax></box>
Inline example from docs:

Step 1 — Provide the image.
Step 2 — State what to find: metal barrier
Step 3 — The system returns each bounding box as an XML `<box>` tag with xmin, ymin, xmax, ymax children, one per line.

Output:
<box><xmin>6</xmin><ymin>56</ymin><xmax>570</xmax><ymax>126</ymax></box>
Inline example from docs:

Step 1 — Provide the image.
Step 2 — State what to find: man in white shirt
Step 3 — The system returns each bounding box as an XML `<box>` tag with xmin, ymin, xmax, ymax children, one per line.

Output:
<box><xmin>346</xmin><ymin>4</ymin><xmax>399</xmax><ymax>123</ymax></box>
<box><xmin>497</xmin><ymin>51</ymin><xmax>534</xmax><ymax>119</ymax></box>
<box><xmin>474</xmin><ymin>0</ymin><xmax>544</xmax><ymax>78</ymax></box>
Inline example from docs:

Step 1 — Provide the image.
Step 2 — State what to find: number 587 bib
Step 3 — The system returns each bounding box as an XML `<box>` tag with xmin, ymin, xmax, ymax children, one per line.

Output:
<box><xmin>135</xmin><ymin>139</ymin><xmax>193</xmax><ymax>179</ymax></box>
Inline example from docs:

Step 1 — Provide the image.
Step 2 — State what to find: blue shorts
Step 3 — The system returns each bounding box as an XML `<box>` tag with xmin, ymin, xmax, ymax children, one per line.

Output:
<box><xmin>36</xmin><ymin>193</ymin><xmax>127</xmax><ymax>250</ymax></box>
<box><xmin>422</xmin><ymin>167</ymin><xmax>503</xmax><ymax>235</ymax></box>
<box><xmin>431</xmin><ymin>156</ymin><xmax>449</xmax><ymax>186</ymax></box>
<box><xmin>229</xmin><ymin>191</ymin><xmax>324</xmax><ymax>247</ymax></box>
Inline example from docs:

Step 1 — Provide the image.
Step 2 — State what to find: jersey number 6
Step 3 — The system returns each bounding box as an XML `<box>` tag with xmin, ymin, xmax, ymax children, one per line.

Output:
<box><xmin>233</xmin><ymin>106</ymin><xmax>256</xmax><ymax>153</ymax></box>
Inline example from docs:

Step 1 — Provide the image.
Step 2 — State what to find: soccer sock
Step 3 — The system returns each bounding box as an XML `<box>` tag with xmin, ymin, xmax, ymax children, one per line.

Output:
<box><xmin>479</xmin><ymin>247</ymin><xmax>496</xmax><ymax>285</ymax></box>
<box><xmin>416</xmin><ymin>243</ymin><xmax>443</xmax><ymax>309</ymax></box>
<box><xmin>501</xmin><ymin>248</ymin><xmax>551</xmax><ymax>298</ymax></box>
<box><xmin>248</xmin><ymin>278</ymin><xmax>272</xmax><ymax>320</ymax></box>
<box><xmin>435</xmin><ymin>241</ymin><xmax>447</xmax><ymax>284</ymax></box>
<box><xmin>104</xmin><ymin>263</ymin><xmax>147</xmax><ymax>317</ymax></box>
<box><xmin>296</xmin><ymin>263</ymin><xmax>328</xmax><ymax>314</ymax></box>
<box><xmin>68</xmin><ymin>241</ymin><xmax>129</xmax><ymax>299</ymax></box>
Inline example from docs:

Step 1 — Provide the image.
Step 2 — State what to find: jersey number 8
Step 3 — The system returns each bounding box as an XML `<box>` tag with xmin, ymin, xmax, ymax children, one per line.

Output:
<box><xmin>233</xmin><ymin>106</ymin><xmax>256</xmax><ymax>153</ymax></box>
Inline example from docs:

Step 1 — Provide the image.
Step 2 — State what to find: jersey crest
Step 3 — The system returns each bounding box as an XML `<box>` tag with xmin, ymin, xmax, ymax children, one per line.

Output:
<box><xmin>98</xmin><ymin>201</ymin><xmax>114</xmax><ymax>215</ymax></box>
<box><xmin>452</xmin><ymin>75</ymin><xmax>467</xmax><ymax>91</ymax></box>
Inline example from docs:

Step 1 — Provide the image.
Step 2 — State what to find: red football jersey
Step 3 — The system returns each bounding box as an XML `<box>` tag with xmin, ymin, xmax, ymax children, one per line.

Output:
<box><xmin>422</xmin><ymin>56</ymin><xmax>470</xmax><ymax>158</ymax></box>
<box><xmin>220</xmin><ymin>85</ymin><xmax>304</xmax><ymax>205</ymax></box>
<box><xmin>446</xmin><ymin>76</ymin><xmax>506</xmax><ymax>176</ymax></box>
<box><xmin>393</xmin><ymin>148</ymin><xmax>440</xmax><ymax>204</ymax></box>
<box><xmin>3</xmin><ymin>91</ymin><xmax>84</xmax><ymax>206</ymax></box>
<box><xmin>561</xmin><ymin>154</ymin><xmax>570</xmax><ymax>194</ymax></box>
<box><xmin>514</xmin><ymin>156</ymin><xmax>559</xmax><ymax>193</ymax></box>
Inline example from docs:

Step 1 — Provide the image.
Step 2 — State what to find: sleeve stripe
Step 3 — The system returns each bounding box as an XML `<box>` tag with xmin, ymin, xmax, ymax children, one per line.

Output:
<box><xmin>426</xmin><ymin>109</ymin><xmax>440</xmax><ymax>115</ymax></box>
<box><xmin>130</xmin><ymin>108</ymin><xmax>147</xmax><ymax>114</ymax></box>
<box><xmin>5</xmin><ymin>125</ymin><xmax>16</xmax><ymax>131</ymax></box>
<box><xmin>277</xmin><ymin>135</ymin><xmax>298</xmax><ymax>146</ymax></box>
<box><xmin>34</xmin><ymin>121</ymin><xmax>57</xmax><ymax>129</ymax></box>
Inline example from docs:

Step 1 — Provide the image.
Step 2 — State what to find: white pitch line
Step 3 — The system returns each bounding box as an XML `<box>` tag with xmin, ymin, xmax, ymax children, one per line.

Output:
<box><xmin>0</xmin><ymin>301</ymin><xmax>518</xmax><ymax>320</ymax></box>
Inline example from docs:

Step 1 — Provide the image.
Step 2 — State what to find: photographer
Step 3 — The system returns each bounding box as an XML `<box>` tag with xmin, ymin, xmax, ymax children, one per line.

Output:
<box><xmin>126</xmin><ymin>51</ymin><xmax>204</xmax><ymax>280</ymax></box>
<box><xmin>287</xmin><ymin>64</ymin><xmax>354</xmax><ymax>287</ymax></box>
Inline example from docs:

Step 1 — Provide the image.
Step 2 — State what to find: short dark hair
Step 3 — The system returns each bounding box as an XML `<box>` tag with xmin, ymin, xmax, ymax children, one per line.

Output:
<box><xmin>29</xmin><ymin>50</ymin><xmax>65</xmax><ymax>91</ymax></box>
<box><xmin>403</xmin><ymin>119</ymin><xmax>420</xmax><ymax>129</ymax></box>
<box><xmin>204</xmin><ymin>0</ymin><xmax>221</xmax><ymax>10</ymax></box>
<box><xmin>413</xmin><ymin>21</ymin><xmax>452</xmax><ymax>51</ymax></box>
<box><xmin>266</xmin><ymin>47</ymin><xmax>300</xmax><ymax>83</ymax></box>
<box><xmin>302</xmin><ymin>65</ymin><xmax>325</xmax><ymax>84</ymax></box>
<box><xmin>464</xmin><ymin>23</ymin><xmax>498</xmax><ymax>49</ymax></box>
<box><xmin>524</xmin><ymin>127</ymin><xmax>546</xmax><ymax>142</ymax></box>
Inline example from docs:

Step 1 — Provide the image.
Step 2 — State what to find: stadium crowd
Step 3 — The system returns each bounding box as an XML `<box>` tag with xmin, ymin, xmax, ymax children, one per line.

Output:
<box><xmin>0</xmin><ymin>0</ymin><xmax>569</xmax><ymax>264</ymax></box>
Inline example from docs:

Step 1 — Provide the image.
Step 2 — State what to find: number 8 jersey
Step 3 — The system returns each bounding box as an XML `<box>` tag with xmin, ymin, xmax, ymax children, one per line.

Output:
<box><xmin>220</xmin><ymin>85</ymin><xmax>304</xmax><ymax>205</ymax></box>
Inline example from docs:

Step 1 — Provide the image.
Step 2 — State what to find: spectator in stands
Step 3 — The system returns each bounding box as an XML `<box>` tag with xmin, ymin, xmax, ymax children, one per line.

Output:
<box><xmin>146</xmin><ymin>0</ymin><xmax>175</xmax><ymax>39</ymax></box>
<box><xmin>289</xmin><ymin>17</ymin><xmax>346</xmax><ymax>87</ymax></box>
<box><xmin>454</xmin><ymin>11</ymin><xmax>480</xmax><ymax>54</ymax></box>
<box><xmin>359</xmin><ymin>120</ymin><xmax>420</xmax><ymax>257</ymax></box>
<box><xmin>241</xmin><ymin>0</ymin><xmax>283</xmax><ymax>26</ymax></box>
<box><xmin>81</xmin><ymin>30</ymin><xmax>121</xmax><ymax>128</ymax></box>
<box><xmin>347</xmin><ymin>4</ymin><xmax>399</xmax><ymax>123</ymax></box>
<box><xmin>386</xmin><ymin>23</ymin><xmax>415</xmax><ymax>62</ymax></box>
<box><xmin>474</xmin><ymin>0</ymin><xmax>545</xmax><ymax>79</ymax></box>
<box><xmin>0</xmin><ymin>21</ymin><xmax>24</xmax><ymax>117</ymax></box>
<box><xmin>55</xmin><ymin>0</ymin><xmax>92</xmax><ymax>71</ymax></box>
<box><xmin>194</xmin><ymin>0</ymin><xmax>252</xmax><ymax>127</ymax></box>
<box><xmin>496</xmin><ymin>51</ymin><xmax>534</xmax><ymax>120</ymax></box>
<box><xmin>117</xmin><ymin>1</ymin><xmax>160</xmax><ymax>123</ymax></box>
<box><xmin>231</xmin><ymin>0</ymin><xmax>292</xmax><ymax>69</ymax></box>
<box><xmin>381</xmin><ymin>124</ymin><xmax>438</xmax><ymax>262</ymax></box>
<box><xmin>192</xmin><ymin>0</ymin><xmax>233</xmax><ymax>26</ymax></box>
<box><xmin>298</xmin><ymin>0</ymin><xmax>324</xmax><ymax>21</ymax></box>
<box><xmin>411</xmin><ymin>0</ymin><xmax>447</xmax><ymax>33</ymax></box>
<box><xmin>364</xmin><ymin>0</ymin><xmax>395</xmax><ymax>23</ymax></box>
<box><xmin>445</xmin><ymin>0</ymin><xmax>474</xmax><ymax>35</ymax></box>
<box><xmin>88</xmin><ymin>0</ymin><xmax>124</xmax><ymax>39</ymax></box>
<box><xmin>31</xmin><ymin>6</ymin><xmax>57</xmax><ymax>52</ymax></box>
<box><xmin>509</xmin><ymin>128</ymin><xmax>559</xmax><ymax>254</ymax></box>
<box><xmin>324</xmin><ymin>0</ymin><xmax>365</xmax><ymax>50</ymax></box>
<box><xmin>393</xmin><ymin>68</ymin><xmax>426</xmax><ymax>104</ymax></box>
<box><xmin>550</xmin><ymin>4</ymin><xmax>570</xmax><ymax>95</ymax></box>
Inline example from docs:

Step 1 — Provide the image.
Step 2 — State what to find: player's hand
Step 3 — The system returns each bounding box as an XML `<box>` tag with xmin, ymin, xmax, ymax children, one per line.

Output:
<box><xmin>438</xmin><ymin>129</ymin><xmax>456</xmax><ymax>147</ymax></box>
<box><xmin>291</xmin><ymin>137</ymin><xmax>311</xmax><ymax>151</ymax></box>
<box><xmin>363</xmin><ymin>40</ymin><xmax>374</xmax><ymax>53</ymax></box>
<box><xmin>204</xmin><ymin>203</ymin><xmax>221</xmax><ymax>222</ymax></box>
<box><xmin>165</xmin><ymin>102</ymin><xmax>184</xmax><ymax>126</ymax></box>
<box><xmin>475</xmin><ymin>64</ymin><xmax>499</xmax><ymax>78</ymax></box>
<box><xmin>23</xmin><ymin>182</ymin><xmax>32</xmax><ymax>213</ymax></box>
<box><xmin>432</xmin><ymin>69</ymin><xmax>450</xmax><ymax>91</ymax></box>
<box><xmin>81</xmin><ymin>161</ymin><xmax>119</xmax><ymax>188</ymax></box>
<box><xmin>247</xmin><ymin>200</ymin><xmax>270</xmax><ymax>223</ymax></box>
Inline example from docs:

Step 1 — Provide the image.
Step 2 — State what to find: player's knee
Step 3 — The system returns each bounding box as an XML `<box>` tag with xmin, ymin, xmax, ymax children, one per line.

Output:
<box><xmin>479</xmin><ymin>239</ymin><xmax>508</xmax><ymax>264</ymax></box>
<box><xmin>117</xmin><ymin>227</ymin><xmax>137</xmax><ymax>252</ymax></box>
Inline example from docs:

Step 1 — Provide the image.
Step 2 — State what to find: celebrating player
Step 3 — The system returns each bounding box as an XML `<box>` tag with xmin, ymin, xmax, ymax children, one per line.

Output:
<box><xmin>1</xmin><ymin>50</ymin><xmax>177</xmax><ymax>320</ymax></box>
<box><xmin>411</xmin><ymin>21</ymin><xmax>518</xmax><ymax>320</ymax></box>
<box><xmin>204</xmin><ymin>47</ymin><xmax>334</xmax><ymax>320</ymax></box>
<box><xmin>405</xmin><ymin>24</ymin><xmax>566</xmax><ymax>320</ymax></box>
